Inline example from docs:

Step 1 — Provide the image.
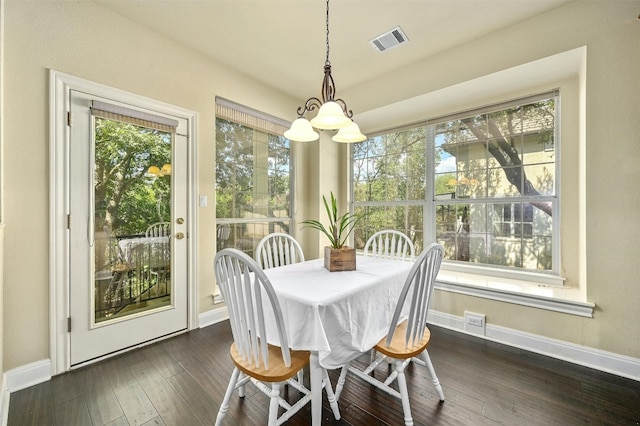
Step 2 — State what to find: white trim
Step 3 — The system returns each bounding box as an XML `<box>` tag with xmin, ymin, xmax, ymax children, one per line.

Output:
<box><xmin>49</xmin><ymin>70</ymin><xmax>199</xmax><ymax>375</ymax></box>
<box><xmin>440</xmin><ymin>262</ymin><xmax>565</xmax><ymax>287</ymax></box>
<box><xmin>4</xmin><ymin>360</ymin><xmax>51</xmax><ymax>393</ymax></box>
<box><xmin>1</xmin><ymin>374</ymin><xmax>8</xmax><ymax>426</ymax></box>
<box><xmin>435</xmin><ymin>279</ymin><xmax>595</xmax><ymax>317</ymax></box>
<box><xmin>198</xmin><ymin>305</ymin><xmax>229</xmax><ymax>329</ymax></box>
<box><xmin>428</xmin><ymin>310</ymin><xmax>640</xmax><ymax>382</ymax></box>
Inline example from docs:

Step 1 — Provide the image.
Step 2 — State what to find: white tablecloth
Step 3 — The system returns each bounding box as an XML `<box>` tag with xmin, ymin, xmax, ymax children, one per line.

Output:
<box><xmin>118</xmin><ymin>236</ymin><xmax>169</xmax><ymax>262</ymax></box>
<box><xmin>262</xmin><ymin>255</ymin><xmax>413</xmax><ymax>369</ymax></box>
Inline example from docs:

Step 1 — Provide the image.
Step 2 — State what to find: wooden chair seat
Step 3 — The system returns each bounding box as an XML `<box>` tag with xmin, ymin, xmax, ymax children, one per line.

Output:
<box><xmin>374</xmin><ymin>321</ymin><xmax>431</xmax><ymax>360</ymax></box>
<box><xmin>230</xmin><ymin>342</ymin><xmax>310</xmax><ymax>383</ymax></box>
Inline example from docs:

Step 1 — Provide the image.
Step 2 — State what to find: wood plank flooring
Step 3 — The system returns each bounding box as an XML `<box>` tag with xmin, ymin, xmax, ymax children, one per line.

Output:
<box><xmin>8</xmin><ymin>322</ymin><xmax>640</xmax><ymax>425</ymax></box>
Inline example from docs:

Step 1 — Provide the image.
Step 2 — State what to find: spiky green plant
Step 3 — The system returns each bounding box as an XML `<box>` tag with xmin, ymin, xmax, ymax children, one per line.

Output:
<box><xmin>301</xmin><ymin>191</ymin><xmax>365</xmax><ymax>249</ymax></box>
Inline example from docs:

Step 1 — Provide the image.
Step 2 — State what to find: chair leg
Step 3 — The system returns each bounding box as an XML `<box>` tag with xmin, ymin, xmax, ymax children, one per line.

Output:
<box><xmin>215</xmin><ymin>367</ymin><xmax>240</xmax><ymax>426</ymax></box>
<box><xmin>238</xmin><ymin>372</ymin><xmax>247</xmax><ymax>398</ymax></box>
<box><xmin>421</xmin><ymin>350</ymin><xmax>445</xmax><ymax>402</ymax></box>
<box><xmin>323</xmin><ymin>369</ymin><xmax>341</xmax><ymax>420</ymax></box>
<box><xmin>268</xmin><ymin>383</ymin><xmax>281</xmax><ymax>426</ymax></box>
<box><xmin>334</xmin><ymin>362</ymin><xmax>349</xmax><ymax>401</ymax></box>
<box><xmin>394</xmin><ymin>359</ymin><xmax>414</xmax><ymax>426</ymax></box>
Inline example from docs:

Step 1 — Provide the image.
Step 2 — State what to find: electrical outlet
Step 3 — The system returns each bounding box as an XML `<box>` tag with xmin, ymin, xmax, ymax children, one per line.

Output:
<box><xmin>464</xmin><ymin>311</ymin><xmax>486</xmax><ymax>335</ymax></box>
<box><xmin>467</xmin><ymin>316</ymin><xmax>483</xmax><ymax>327</ymax></box>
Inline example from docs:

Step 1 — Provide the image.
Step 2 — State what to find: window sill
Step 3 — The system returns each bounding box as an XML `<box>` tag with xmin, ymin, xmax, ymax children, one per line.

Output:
<box><xmin>435</xmin><ymin>267</ymin><xmax>594</xmax><ymax>317</ymax></box>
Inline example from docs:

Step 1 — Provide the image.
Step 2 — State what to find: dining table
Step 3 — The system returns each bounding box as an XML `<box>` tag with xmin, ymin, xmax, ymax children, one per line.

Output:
<box><xmin>261</xmin><ymin>254</ymin><xmax>414</xmax><ymax>425</ymax></box>
<box><xmin>117</xmin><ymin>235</ymin><xmax>169</xmax><ymax>263</ymax></box>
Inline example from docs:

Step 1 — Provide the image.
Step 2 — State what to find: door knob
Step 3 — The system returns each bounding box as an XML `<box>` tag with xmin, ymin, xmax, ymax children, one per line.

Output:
<box><xmin>176</xmin><ymin>218</ymin><xmax>184</xmax><ymax>224</ymax></box>
<box><xmin>176</xmin><ymin>232</ymin><xmax>185</xmax><ymax>240</ymax></box>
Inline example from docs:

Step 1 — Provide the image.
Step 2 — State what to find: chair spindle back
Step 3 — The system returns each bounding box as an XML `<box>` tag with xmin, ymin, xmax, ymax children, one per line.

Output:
<box><xmin>385</xmin><ymin>243</ymin><xmax>443</xmax><ymax>348</ymax></box>
<box><xmin>215</xmin><ymin>248</ymin><xmax>291</xmax><ymax>369</ymax></box>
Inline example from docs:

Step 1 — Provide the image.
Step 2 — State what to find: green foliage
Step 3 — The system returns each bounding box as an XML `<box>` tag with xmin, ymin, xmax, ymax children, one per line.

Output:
<box><xmin>435</xmin><ymin>174</ymin><xmax>457</xmax><ymax>196</ymax></box>
<box><xmin>301</xmin><ymin>192</ymin><xmax>365</xmax><ymax>249</ymax></box>
<box><xmin>94</xmin><ymin>118</ymin><xmax>171</xmax><ymax>235</ymax></box>
<box><xmin>215</xmin><ymin>119</ymin><xmax>290</xmax><ymax>221</ymax></box>
<box><xmin>351</xmin><ymin>127</ymin><xmax>432</xmax><ymax>249</ymax></box>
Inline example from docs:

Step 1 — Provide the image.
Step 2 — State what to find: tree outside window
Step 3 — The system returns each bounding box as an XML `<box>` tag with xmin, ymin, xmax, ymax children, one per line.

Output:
<box><xmin>215</xmin><ymin>118</ymin><xmax>291</xmax><ymax>258</ymax></box>
<box><xmin>352</xmin><ymin>92</ymin><xmax>558</xmax><ymax>273</ymax></box>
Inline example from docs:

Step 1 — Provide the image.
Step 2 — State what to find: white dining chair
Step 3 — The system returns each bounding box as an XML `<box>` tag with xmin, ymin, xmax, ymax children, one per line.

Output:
<box><xmin>335</xmin><ymin>243</ymin><xmax>445</xmax><ymax>426</ymax></box>
<box><xmin>255</xmin><ymin>232</ymin><xmax>305</xmax><ymax>269</ymax></box>
<box><xmin>145</xmin><ymin>221</ymin><xmax>170</xmax><ymax>238</ymax></box>
<box><xmin>364</xmin><ymin>229</ymin><xmax>415</xmax><ymax>261</ymax></box>
<box><xmin>214</xmin><ymin>248</ymin><xmax>340</xmax><ymax>426</ymax></box>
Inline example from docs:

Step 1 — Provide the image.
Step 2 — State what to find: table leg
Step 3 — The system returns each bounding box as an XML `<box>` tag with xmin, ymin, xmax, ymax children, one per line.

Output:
<box><xmin>309</xmin><ymin>351</ymin><xmax>321</xmax><ymax>426</ymax></box>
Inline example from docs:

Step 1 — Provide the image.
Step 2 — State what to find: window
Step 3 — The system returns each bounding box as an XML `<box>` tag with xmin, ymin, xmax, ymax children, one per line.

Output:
<box><xmin>215</xmin><ymin>98</ymin><xmax>293</xmax><ymax>258</ymax></box>
<box><xmin>353</xmin><ymin>91</ymin><xmax>559</xmax><ymax>275</ymax></box>
<box><xmin>352</xmin><ymin>127</ymin><xmax>427</xmax><ymax>252</ymax></box>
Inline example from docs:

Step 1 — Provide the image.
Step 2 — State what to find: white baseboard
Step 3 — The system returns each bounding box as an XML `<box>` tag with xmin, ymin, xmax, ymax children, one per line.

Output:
<box><xmin>428</xmin><ymin>310</ymin><xmax>640</xmax><ymax>382</ymax></box>
<box><xmin>5</xmin><ymin>359</ymin><xmax>51</xmax><ymax>393</ymax></box>
<box><xmin>1</xmin><ymin>358</ymin><xmax>52</xmax><ymax>424</ymax></box>
<box><xmin>198</xmin><ymin>305</ymin><xmax>228</xmax><ymax>328</ymax></box>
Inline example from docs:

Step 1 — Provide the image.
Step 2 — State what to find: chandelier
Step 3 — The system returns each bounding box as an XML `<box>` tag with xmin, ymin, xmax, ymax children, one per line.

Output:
<box><xmin>284</xmin><ymin>0</ymin><xmax>366</xmax><ymax>143</ymax></box>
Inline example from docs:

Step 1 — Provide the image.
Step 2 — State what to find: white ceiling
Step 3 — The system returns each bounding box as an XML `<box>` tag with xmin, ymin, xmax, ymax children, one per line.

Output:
<box><xmin>94</xmin><ymin>0</ymin><xmax>572</xmax><ymax>102</ymax></box>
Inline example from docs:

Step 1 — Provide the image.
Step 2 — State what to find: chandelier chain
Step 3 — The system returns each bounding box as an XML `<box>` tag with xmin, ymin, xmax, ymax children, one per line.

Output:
<box><xmin>325</xmin><ymin>0</ymin><xmax>330</xmax><ymax>65</ymax></box>
<box><xmin>285</xmin><ymin>0</ymin><xmax>365</xmax><ymax>141</ymax></box>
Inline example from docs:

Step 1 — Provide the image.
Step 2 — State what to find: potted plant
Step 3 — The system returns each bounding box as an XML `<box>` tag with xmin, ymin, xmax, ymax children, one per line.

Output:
<box><xmin>301</xmin><ymin>191</ymin><xmax>364</xmax><ymax>271</ymax></box>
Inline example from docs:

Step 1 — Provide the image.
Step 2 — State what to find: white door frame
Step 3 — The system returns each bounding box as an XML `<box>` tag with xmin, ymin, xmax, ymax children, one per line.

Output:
<box><xmin>49</xmin><ymin>70</ymin><xmax>199</xmax><ymax>375</ymax></box>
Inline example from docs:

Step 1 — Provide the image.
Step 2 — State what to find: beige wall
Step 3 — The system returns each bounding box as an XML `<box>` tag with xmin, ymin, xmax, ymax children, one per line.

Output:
<box><xmin>2</xmin><ymin>0</ymin><xmax>639</xmax><ymax>374</ymax></box>
<box><xmin>1</xmin><ymin>0</ymin><xmax>6</xmax><ymax>381</ymax></box>
<box><xmin>1</xmin><ymin>1</ymin><xmax>300</xmax><ymax>371</ymax></box>
<box><xmin>342</xmin><ymin>1</ymin><xmax>640</xmax><ymax>358</ymax></box>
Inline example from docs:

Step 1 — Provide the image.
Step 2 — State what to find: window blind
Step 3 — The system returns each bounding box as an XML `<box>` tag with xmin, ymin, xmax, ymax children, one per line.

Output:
<box><xmin>91</xmin><ymin>101</ymin><xmax>179</xmax><ymax>133</ymax></box>
<box><xmin>215</xmin><ymin>97</ymin><xmax>290</xmax><ymax>136</ymax></box>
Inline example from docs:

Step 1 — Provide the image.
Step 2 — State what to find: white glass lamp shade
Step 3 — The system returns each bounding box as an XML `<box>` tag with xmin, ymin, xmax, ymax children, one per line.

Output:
<box><xmin>309</xmin><ymin>101</ymin><xmax>352</xmax><ymax>130</ymax></box>
<box><xmin>284</xmin><ymin>118</ymin><xmax>320</xmax><ymax>142</ymax></box>
<box><xmin>332</xmin><ymin>121</ymin><xmax>367</xmax><ymax>143</ymax></box>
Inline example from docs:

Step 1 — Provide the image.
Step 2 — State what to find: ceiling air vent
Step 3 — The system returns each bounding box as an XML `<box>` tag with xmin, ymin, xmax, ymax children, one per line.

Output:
<box><xmin>369</xmin><ymin>26</ymin><xmax>409</xmax><ymax>52</ymax></box>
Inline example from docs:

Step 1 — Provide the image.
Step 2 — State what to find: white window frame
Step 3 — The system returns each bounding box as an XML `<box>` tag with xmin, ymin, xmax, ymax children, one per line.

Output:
<box><xmin>352</xmin><ymin>92</ymin><xmax>562</xmax><ymax>284</ymax></box>
<box><xmin>427</xmin><ymin>91</ymin><xmax>561</xmax><ymax>282</ymax></box>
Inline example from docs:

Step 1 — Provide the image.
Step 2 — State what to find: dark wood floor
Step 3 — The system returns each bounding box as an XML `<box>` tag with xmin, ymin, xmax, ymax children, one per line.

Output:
<box><xmin>8</xmin><ymin>321</ymin><xmax>640</xmax><ymax>425</ymax></box>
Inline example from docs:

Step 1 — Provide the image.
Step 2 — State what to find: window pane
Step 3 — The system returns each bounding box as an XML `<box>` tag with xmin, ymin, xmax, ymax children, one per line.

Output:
<box><xmin>216</xmin><ymin>221</ymin><xmax>292</xmax><ymax>257</ymax></box>
<box><xmin>216</xmin><ymin>115</ymin><xmax>292</xmax><ymax>257</ymax></box>
<box><xmin>216</xmin><ymin>119</ymin><xmax>290</xmax><ymax>220</ymax></box>
<box><xmin>353</xmin><ymin>128</ymin><xmax>426</xmax><ymax>203</ymax></box>
<box><xmin>436</xmin><ymin>204</ymin><xmax>470</xmax><ymax>261</ymax></box>
<box><xmin>433</xmin><ymin>95</ymin><xmax>557</xmax><ymax>271</ymax></box>
<box><xmin>354</xmin><ymin>205</ymin><xmax>423</xmax><ymax>252</ymax></box>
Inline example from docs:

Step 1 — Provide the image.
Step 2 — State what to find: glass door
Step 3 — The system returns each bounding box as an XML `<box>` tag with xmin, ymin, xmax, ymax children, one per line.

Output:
<box><xmin>93</xmin><ymin>112</ymin><xmax>173</xmax><ymax>322</ymax></box>
<box><xmin>69</xmin><ymin>91</ymin><xmax>189</xmax><ymax>366</ymax></box>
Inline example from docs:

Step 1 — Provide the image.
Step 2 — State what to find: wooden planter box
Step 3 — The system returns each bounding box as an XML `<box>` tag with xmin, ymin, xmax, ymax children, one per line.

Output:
<box><xmin>324</xmin><ymin>246</ymin><xmax>356</xmax><ymax>272</ymax></box>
